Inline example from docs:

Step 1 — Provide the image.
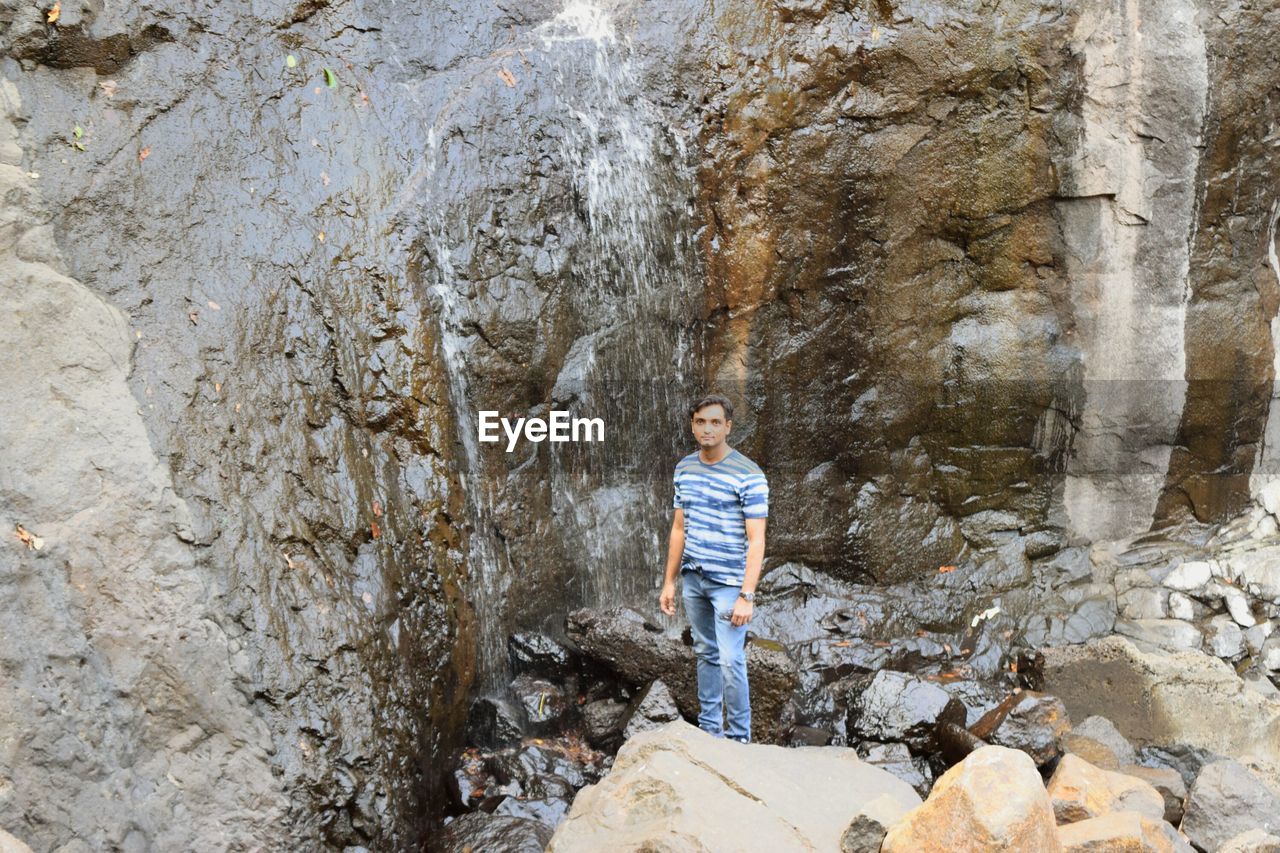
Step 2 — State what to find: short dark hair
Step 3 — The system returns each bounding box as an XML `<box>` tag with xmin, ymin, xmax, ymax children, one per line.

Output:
<box><xmin>689</xmin><ymin>394</ymin><xmax>734</xmax><ymax>421</ymax></box>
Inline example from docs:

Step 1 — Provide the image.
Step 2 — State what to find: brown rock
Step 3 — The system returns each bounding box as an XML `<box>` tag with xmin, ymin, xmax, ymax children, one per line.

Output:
<box><xmin>1047</xmin><ymin>754</ymin><xmax>1166</xmax><ymax>824</ymax></box>
<box><xmin>1057</xmin><ymin>810</ymin><xmax>1193</xmax><ymax>852</ymax></box>
<box><xmin>881</xmin><ymin>745</ymin><xmax>1062</xmax><ymax>852</ymax></box>
<box><xmin>1118</xmin><ymin>764</ymin><xmax>1187</xmax><ymax>826</ymax></box>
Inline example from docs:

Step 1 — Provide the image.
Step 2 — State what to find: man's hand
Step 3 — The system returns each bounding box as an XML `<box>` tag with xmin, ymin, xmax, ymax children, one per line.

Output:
<box><xmin>659</xmin><ymin>581</ymin><xmax>676</xmax><ymax>616</ymax></box>
<box><xmin>730</xmin><ymin>597</ymin><xmax>753</xmax><ymax>626</ymax></box>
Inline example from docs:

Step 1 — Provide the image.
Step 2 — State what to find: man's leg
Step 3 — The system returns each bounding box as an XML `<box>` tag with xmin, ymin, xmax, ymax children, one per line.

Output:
<box><xmin>680</xmin><ymin>569</ymin><xmax>725</xmax><ymax>736</ymax></box>
<box><xmin>708</xmin><ymin>582</ymin><xmax>751</xmax><ymax>743</ymax></box>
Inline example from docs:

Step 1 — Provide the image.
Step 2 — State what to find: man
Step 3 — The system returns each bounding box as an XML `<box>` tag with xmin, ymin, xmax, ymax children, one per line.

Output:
<box><xmin>659</xmin><ymin>394</ymin><xmax>768</xmax><ymax>744</ymax></box>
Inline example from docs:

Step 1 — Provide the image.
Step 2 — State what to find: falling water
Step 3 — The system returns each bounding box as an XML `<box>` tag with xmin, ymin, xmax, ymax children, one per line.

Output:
<box><xmin>534</xmin><ymin>0</ymin><xmax>701</xmax><ymax>622</ymax></box>
<box><xmin>404</xmin><ymin>0</ymin><xmax>702</xmax><ymax>688</ymax></box>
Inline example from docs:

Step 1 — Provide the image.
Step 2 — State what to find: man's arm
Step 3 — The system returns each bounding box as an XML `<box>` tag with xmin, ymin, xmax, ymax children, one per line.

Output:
<box><xmin>730</xmin><ymin>517</ymin><xmax>766</xmax><ymax>626</ymax></box>
<box><xmin>659</xmin><ymin>508</ymin><xmax>684</xmax><ymax>615</ymax></box>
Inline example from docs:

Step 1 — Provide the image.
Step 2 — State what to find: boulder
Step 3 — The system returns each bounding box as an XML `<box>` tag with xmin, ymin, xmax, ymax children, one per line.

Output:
<box><xmin>1219</xmin><ymin>829</ymin><xmax>1280</xmax><ymax>852</ymax></box>
<box><xmin>565</xmin><ymin>608</ymin><xmax>799</xmax><ymax>743</ymax></box>
<box><xmin>1114</xmin><ymin>618</ymin><xmax>1204</xmax><ymax>653</ymax></box>
<box><xmin>547</xmin><ymin>720</ymin><xmax>921</xmax><ymax>851</ymax></box>
<box><xmin>580</xmin><ymin>698</ymin><xmax>628</xmax><ymax>751</ymax></box>
<box><xmin>466</xmin><ymin>695</ymin><xmax>527</xmax><ymax>749</ymax></box>
<box><xmin>440</xmin><ymin>812</ymin><xmax>552</xmax><ymax>853</ymax></box>
<box><xmin>510</xmin><ymin>674</ymin><xmax>572</xmax><ymax>736</ymax></box>
<box><xmin>1046</xmin><ymin>754</ymin><xmax>1166</xmax><ymax>824</ymax></box>
<box><xmin>840</xmin><ymin>794</ymin><xmax>913</xmax><ymax>853</ymax></box>
<box><xmin>1120</xmin><ymin>764</ymin><xmax>1187</xmax><ymax>826</ymax></box>
<box><xmin>1056</xmin><ymin>811</ymin><xmax>1192</xmax><ymax>852</ymax></box>
<box><xmin>0</xmin><ymin>831</ymin><xmax>32</xmax><ymax>853</ymax></box>
<box><xmin>508</xmin><ymin>632</ymin><xmax>577</xmax><ymax>679</ymax></box>
<box><xmin>1060</xmin><ymin>715</ymin><xmax>1138</xmax><ymax>770</ymax></box>
<box><xmin>1180</xmin><ymin>759</ymin><xmax>1280</xmax><ymax>852</ymax></box>
<box><xmin>1206</xmin><ymin>614</ymin><xmax>1246</xmax><ymax>660</ymax></box>
<box><xmin>618</xmin><ymin>680</ymin><xmax>681</xmax><ymax>742</ymax></box>
<box><xmin>1040</xmin><ymin>636</ymin><xmax>1280</xmax><ymax>788</ymax></box>
<box><xmin>969</xmin><ymin>690</ymin><xmax>1071</xmax><ymax>766</ymax></box>
<box><xmin>847</xmin><ymin>670</ymin><xmax>966</xmax><ymax>753</ymax></box>
<box><xmin>881</xmin><ymin>746</ymin><xmax>1061</xmax><ymax>852</ymax></box>
<box><xmin>860</xmin><ymin>741</ymin><xmax>934</xmax><ymax>799</ymax></box>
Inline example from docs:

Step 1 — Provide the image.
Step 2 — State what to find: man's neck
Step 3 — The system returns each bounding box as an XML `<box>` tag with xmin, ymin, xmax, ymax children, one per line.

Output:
<box><xmin>699</xmin><ymin>444</ymin><xmax>731</xmax><ymax>464</ymax></box>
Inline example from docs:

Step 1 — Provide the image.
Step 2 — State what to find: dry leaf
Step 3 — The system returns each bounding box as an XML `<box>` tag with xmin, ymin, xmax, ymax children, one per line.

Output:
<box><xmin>939</xmin><ymin>565</ymin><xmax>957</xmax><ymax>573</ymax></box>
<box><xmin>15</xmin><ymin>524</ymin><xmax>43</xmax><ymax>550</ymax></box>
<box><xmin>188</xmin><ymin>311</ymin><xmax>198</xmax><ymax>326</ymax></box>
<box><xmin>498</xmin><ymin>68</ymin><xmax>516</xmax><ymax>87</ymax></box>
<box><xmin>235</xmin><ymin>402</ymin><xmax>242</xmax><ymax>412</ymax></box>
<box><xmin>214</xmin><ymin>382</ymin><xmax>222</xmax><ymax>392</ymax></box>
<box><xmin>370</xmin><ymin>519</ymin><xmax>380</xmax><ymax>539</ymax></box>
<box><xmin>207</xmin><ymin>300</ymin><xmax>220</xmax><ymax>310</ymax></box>
<box><xmin>1010</xmin><ymin>661</ymin><xmax>1018</xmax><ymax>672</ymax></box>
<box><xmin>283</xmin><ymin>553</ymin><xmax>296</xmax><ymax>569</ymax></box>
<box><xmin>47</xmin><ymin>2</ymin><xmax>60</xmax><ymax>24</ymax></box>
<box><xmin>943</xmin><ymin>643</ymin><xmax>952</xmax><ymax>653</ymax></box>
<box><xmin>832</xmin><ymin>640</ymin><xmax>851</xmax><ymax>648</ymax></box>
<box><xmin>372</xmin><ymin>499</ymin><xmax>383</xmax><ymax>517</ymax></box>
<box><xmin>139</xmin><ymin>146</ymin><xmax>150</xmax><ymax>161</ymax></box>
<box><xmin>317</xmin><ymin>231</ymin><xmax>325</xmax><ymax>242</ymax></box>
<box><xmin>99</xmin><ymin>80</ymin><xmax>118</xmax><ymax>98</ymax></box>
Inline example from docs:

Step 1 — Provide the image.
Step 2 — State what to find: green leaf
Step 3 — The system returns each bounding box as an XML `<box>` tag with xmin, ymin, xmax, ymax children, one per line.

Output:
<box><xmin>72</xmin><ymin>141</ymin><xmax>85</xmax><ymax>151</ymax></box>
<box><xmin>286</xmin><ymin>54</ymin><xmax>297</xmax><ymax>68</ymax></box>
<box><xmin>323</xmin><ymin>67</ymin><xmax>337</xmax><ymax>88</ymax></box>
<box><xmin>73</xmin><ymin>125</ymin><xmax>83</xmax><ymax>139</ymax></box>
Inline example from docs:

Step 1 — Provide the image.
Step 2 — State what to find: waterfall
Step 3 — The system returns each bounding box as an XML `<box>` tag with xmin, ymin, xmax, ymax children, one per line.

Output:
<box><xmin>403</xmin><ymin>0</ymin><xmax>702</xmax><ymax>688</ymax></box>
<box><xmin>535</xmin><ymin>0</ymin><xmax>700</xmax><ymax>622</ymax></box>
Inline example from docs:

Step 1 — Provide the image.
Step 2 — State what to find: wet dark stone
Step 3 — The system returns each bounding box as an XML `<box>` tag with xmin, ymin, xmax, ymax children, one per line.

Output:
<box><xmin>969</xmin><ymin>690</ymin><xmax>1070</xmax><ymax>767</ymax></box>
<box><xmin>789</xmin><ymin>725</ymin><xmax>834</xmax><ymax>747</ymax></box>
<box><xmin>493</xmin><ymin>795</ymin><xmax>572</xmax><ymax>829</ymax></box>
<box><xmin>859</xmin><ymin>742</ymin><xmax>934</xmax><ymax>800</ymax></box>
<box><xmin>619</xmin><ymin>680</ymin><xmax>682</xmax><ymax>742</ymax></box>
<box><xmin>467</xmin><ymin>696</ymin><xmax>527</xmax><ymax>750</ymax></box>
<box><xmin>509</xmin><ymin>632</ymin><xmax>576</xmax><ymax>679</ymax></box>
<box><xmin>510</xmin><ymin>674</ymin><xmax>572</xmax><ymax>736</ymax></box>
<box><xmin>438</xmin><ymin>812</ymin><xmax>552</xmax><ymax>853</ymax></box>
<box><xmin>445</xmin><ymin>749</ymin><xmax>496</xmax><ymax>811</ymax></box>
<box><xmin>581</xmin><ymin>698</ymin><xmax>628</xmax><ymax>751</ymax></box>
<box><xmin>846</xmin><ymin>670</ymin><xmax>967</xmax><ymax>753</ymax></box>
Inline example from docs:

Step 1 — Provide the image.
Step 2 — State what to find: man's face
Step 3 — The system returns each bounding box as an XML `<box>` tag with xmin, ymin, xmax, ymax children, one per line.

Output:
<box><xmin>691</xmin><ymin>404</ymin><xmax>731</xmax><ymax>449</ymax></box>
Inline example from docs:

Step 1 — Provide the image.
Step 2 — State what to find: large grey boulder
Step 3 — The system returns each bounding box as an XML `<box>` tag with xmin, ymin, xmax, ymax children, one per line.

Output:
<box><xmin>547</xmin><ymin>720</ymin><xmax>921</xmax><ymax>851</ymax></box>
<box><xmin>1040</xmin><ymin>635</ymin><xmax>1280</xmax><ymax>788</ymax></box>
<box><xmin>1180</xmin><ymin>759</ymin><xmax>1280</xmax><ymax>852</ymax></box>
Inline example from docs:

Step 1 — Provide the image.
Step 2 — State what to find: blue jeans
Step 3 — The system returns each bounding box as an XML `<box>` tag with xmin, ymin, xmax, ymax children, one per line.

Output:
<box><xmin>680</xmin><ymin>566</ymin><xmax>751</xmax><ymax>742</ymax></box>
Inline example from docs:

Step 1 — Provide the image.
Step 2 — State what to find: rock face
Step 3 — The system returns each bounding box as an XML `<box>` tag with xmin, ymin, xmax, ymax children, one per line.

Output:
<box><xmin>881</xmin><ymin>745</ymin><xmax>1061</xmax><ymax>852</ymax></box>
<box><xmin>547</xmin><ymin>720</ymin><xmax>921</xmax><ymax>851</ymax></box>
<box><xmin>6</xmin><ymin>0</ymin><xmax>1280</xmax><ymax>846</ymax></box>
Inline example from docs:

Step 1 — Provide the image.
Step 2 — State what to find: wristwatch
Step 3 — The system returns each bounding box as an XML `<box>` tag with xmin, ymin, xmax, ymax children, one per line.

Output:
<box><xmin>738</xmin><ymin>591</ymin><xmax>755</xmax><ymax>603</ymax></box>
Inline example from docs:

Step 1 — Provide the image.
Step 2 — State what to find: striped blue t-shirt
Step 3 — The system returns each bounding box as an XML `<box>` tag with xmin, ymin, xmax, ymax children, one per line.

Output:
<box><xmin>673</xmin><ymin>448</ymin><xmax>768</xmax><ymax>585</ymax></box>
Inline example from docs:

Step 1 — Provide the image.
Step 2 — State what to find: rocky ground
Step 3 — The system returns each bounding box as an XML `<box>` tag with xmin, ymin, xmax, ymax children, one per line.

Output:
<box><xmin>436</xmin><ymin>492</ymin><xmax>1280</xmax><ymax>851</ymax></box>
